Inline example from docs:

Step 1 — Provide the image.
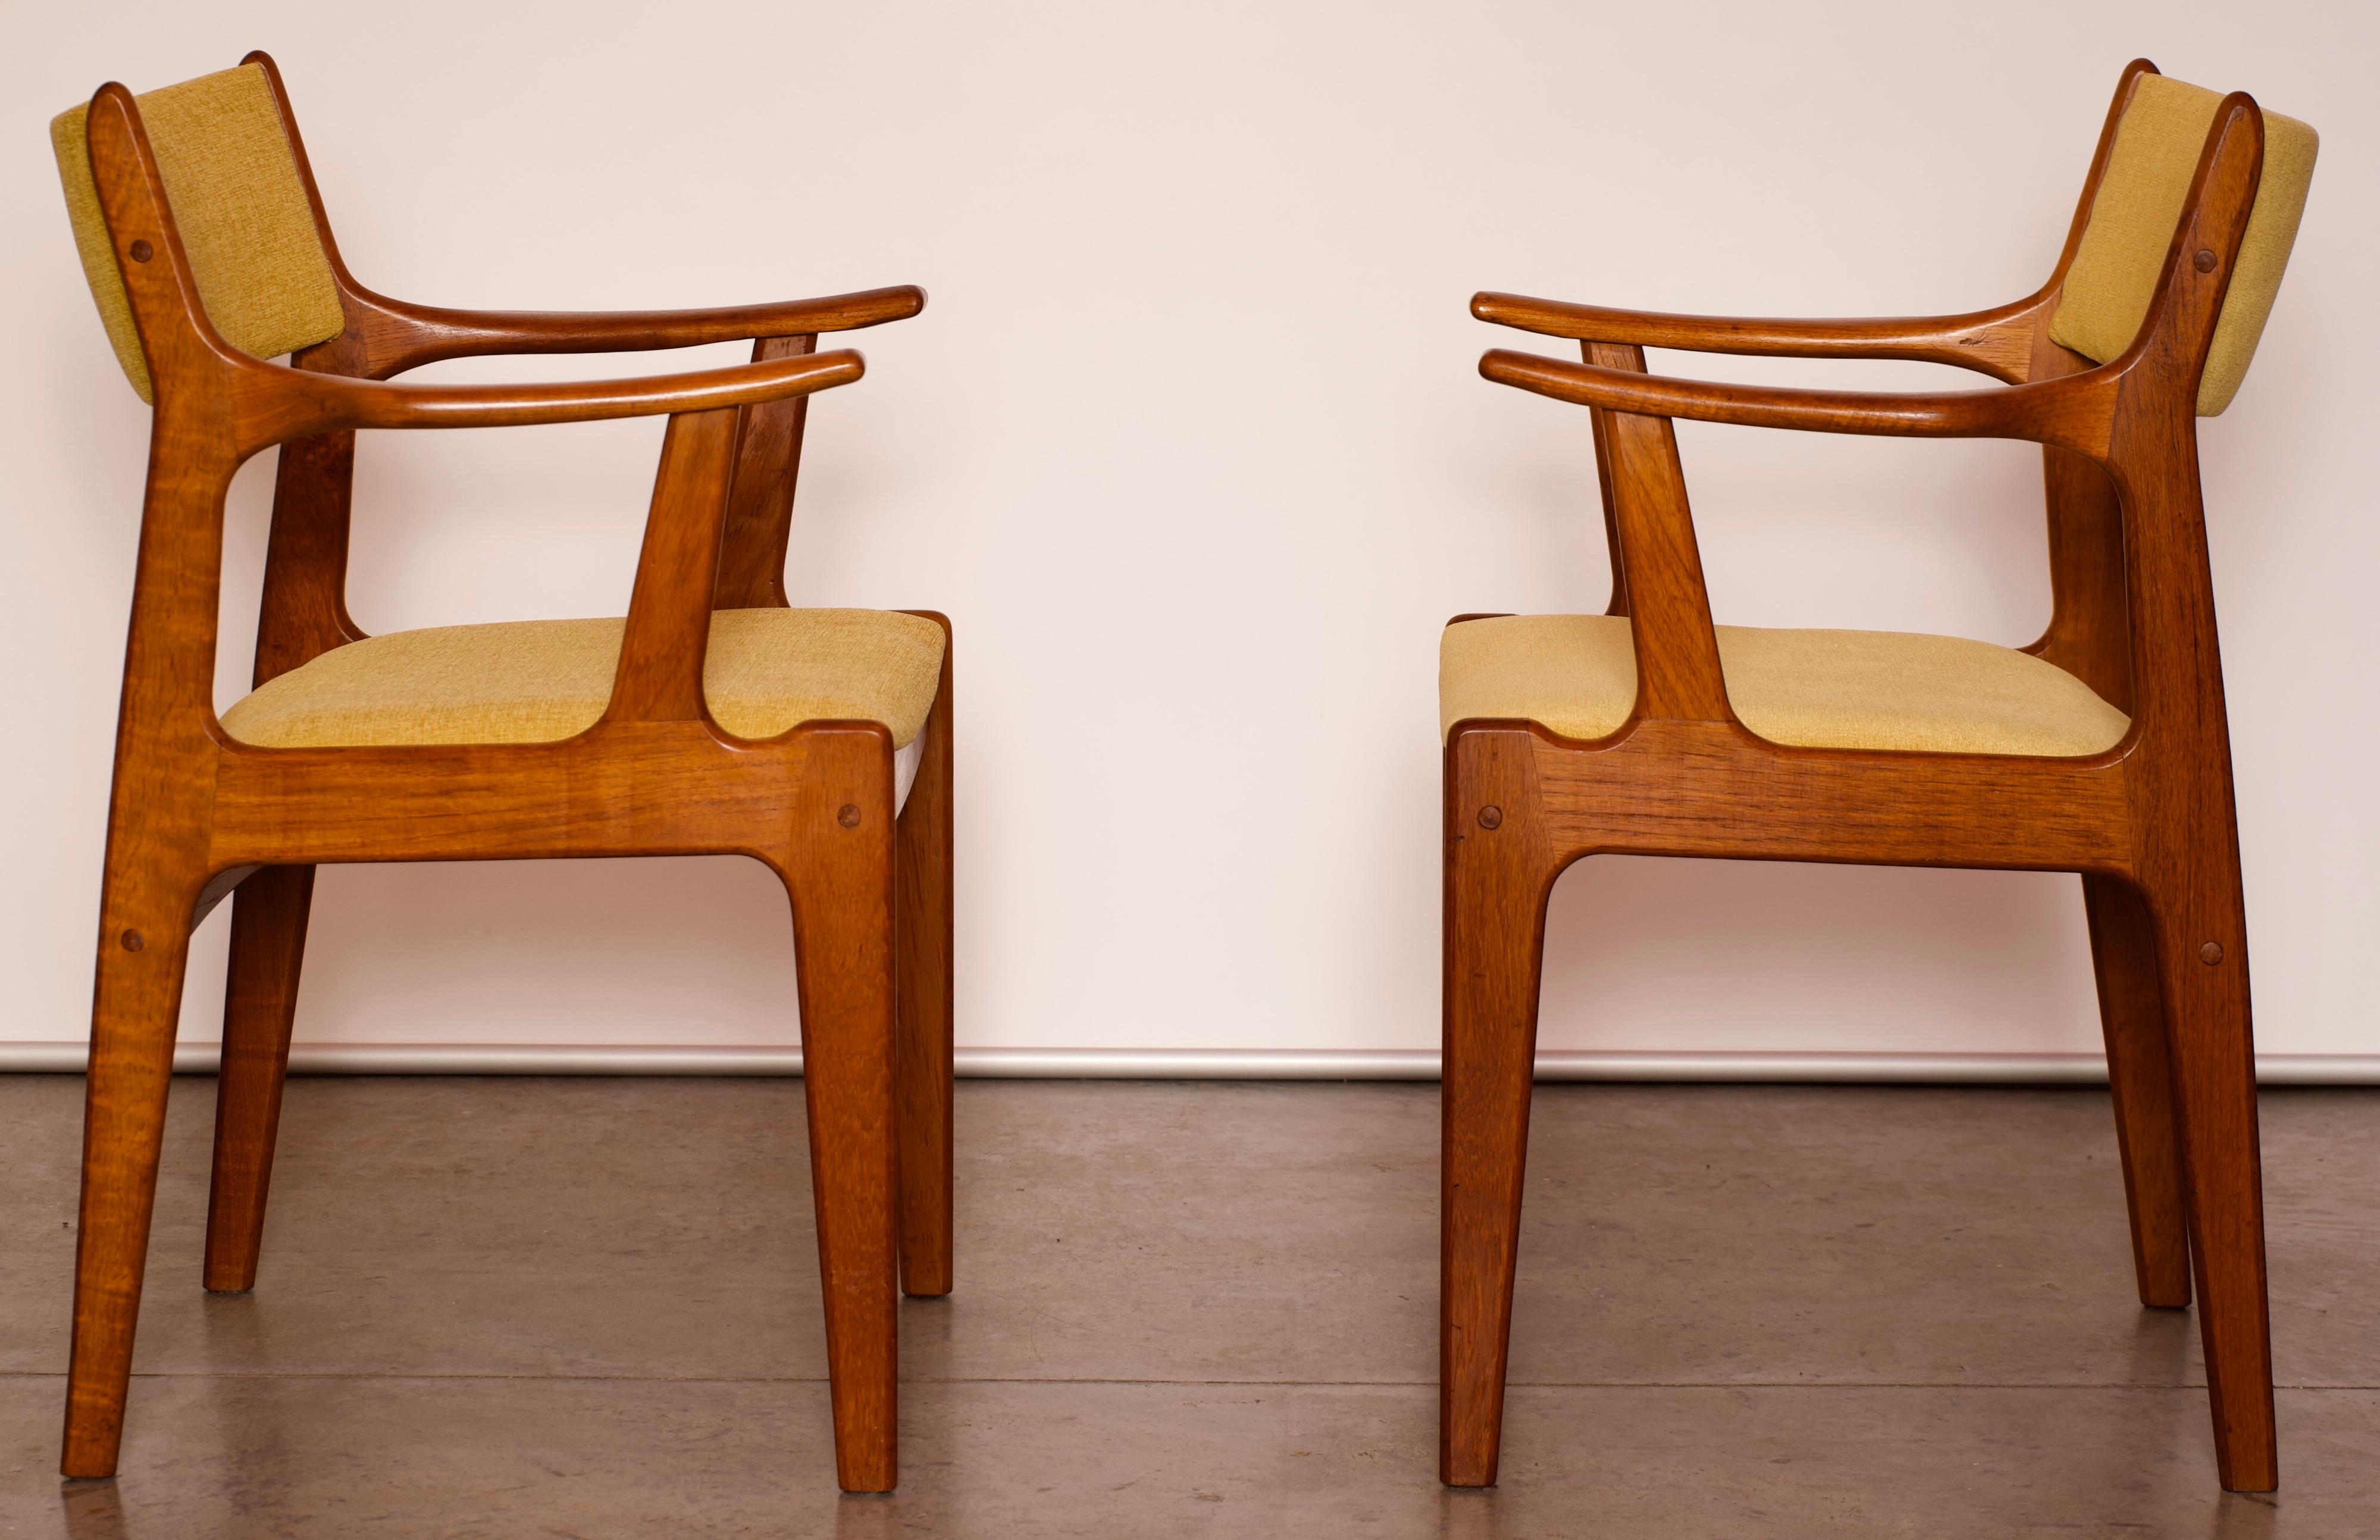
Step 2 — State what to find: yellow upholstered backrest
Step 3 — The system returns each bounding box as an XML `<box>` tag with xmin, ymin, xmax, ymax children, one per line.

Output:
<box><xmin>2048</xmin><ymin>74</ymin><xmax>2318</xmax><ymax>415</ymax></box>
<box><xmin>51</xmin><ymin>63</ymin><xmax>346</xmax><ymax>403</ymax></box>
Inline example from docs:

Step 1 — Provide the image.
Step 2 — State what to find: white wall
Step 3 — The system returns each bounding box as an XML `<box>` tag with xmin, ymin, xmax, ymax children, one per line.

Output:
<box><xmin>2</xmin><ymin>0</ymin><xmax>2370</xmax><ymax>1060</ymax></box>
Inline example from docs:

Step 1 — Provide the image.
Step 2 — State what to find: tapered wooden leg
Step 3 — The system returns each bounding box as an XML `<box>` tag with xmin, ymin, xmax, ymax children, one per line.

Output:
<box><xmin>1440</xmin><ymin>728</ymin><xmax>1556</xmax><ymax>1489</ymax></box>
<box><xmin>63</xmin><ymin>867</ymin><xmax>202</xmax><ymax>1479</ymax></box>
<box><xmin>2144</xmin><ymin>868</ymin><xmax>2276</xmax><ymax>1492</ymax></box>
<box><xmin>2082</xmin><ymin>873</ymin><xmax>2191</xmax><ymax>1308</ymax></box>
<box><xmin>784</xmin><ymin>730</ymin><xmax>902</xmax><ymax>1493</ymax></box>
<box><xmin>203</xmin><ymin>865</ymin><xmax>317</xmax><ymax>1292</ymax></box>
<box><xmin>894</xmin><ymin>629</ymin><xmax>954</xmax><ymax>1299</ymax></box>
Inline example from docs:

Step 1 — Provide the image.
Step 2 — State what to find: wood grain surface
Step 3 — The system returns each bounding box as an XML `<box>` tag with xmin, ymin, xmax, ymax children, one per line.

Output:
<box><xmin>60</xmin><ymin>57</ymin><xmax>943</xmax><ymax>1495</ymax></box>
<box><xmin>1445</xmin><ymin>60</ymin><xmax>2279</xmax><ymax>1494</ymax></box>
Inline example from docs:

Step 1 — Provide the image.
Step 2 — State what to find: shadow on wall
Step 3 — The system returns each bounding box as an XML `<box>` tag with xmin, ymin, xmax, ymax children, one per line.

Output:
<box><xmin>176</xmin><ymin>857</ymin><xmax>803</xmax><ymax>1051</ymax></box>
<box><xmin>1536</xmin><ymin>856</ymin><xmax>2103</xmax><ymax>1056</ymax></box>
<box><xmin>165</xmin><ymin>851</ymin><xmax>2106</xmax><ymax>1057</ymax></box>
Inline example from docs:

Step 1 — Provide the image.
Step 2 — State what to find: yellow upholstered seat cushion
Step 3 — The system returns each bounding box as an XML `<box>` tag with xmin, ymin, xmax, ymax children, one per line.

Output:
<box><xmin>220</xmin><ymin>608</ymin><xmax>944</xmax><ymax>749</ymax></box>
<box><xmin>1439</xmin><ymin>615</ymin><xmax>2130</xmax><ymax>758</ymax></box>
<box><xmin>2048</xmin><ymin>73</ymin><xmax>2318</xmax><ymax>416</ymax></box>
<box><xmin>52</xmin><ymin>62</ymin><xmax>347</xmax><ymax>403</ymax></box>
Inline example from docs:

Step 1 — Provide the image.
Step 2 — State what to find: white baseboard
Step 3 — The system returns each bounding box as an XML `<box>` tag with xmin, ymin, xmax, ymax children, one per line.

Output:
<box><xmin>0</xmin><ymin>1042</ymin><xmax>2375</xmax><ymax>1084</ymax></box>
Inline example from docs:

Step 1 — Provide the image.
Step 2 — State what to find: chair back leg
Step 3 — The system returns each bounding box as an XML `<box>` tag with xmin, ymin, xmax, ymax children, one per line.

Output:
<box><xmin>2140</xmin><ymin>860</ymin><xmax>2277</xmax><ymax>1491</ymax></box>
<box><xmin>63</xmin><ymin>854</ymin><xmax>208</xmax><ymax>1479</ymax></box>
<box><xmin>204</xmin><ymin>863</ymin><xmax>317</xmax><ymax>1292</ymax></box>
<box><xmin>894</xmin><ymin>636</ymin><xmax>955</xmax><ymax>1299</ymax></box>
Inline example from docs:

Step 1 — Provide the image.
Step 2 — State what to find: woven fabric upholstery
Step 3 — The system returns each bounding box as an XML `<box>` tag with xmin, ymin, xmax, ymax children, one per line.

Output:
<box><xmin>52</xmin><ymin>63</ymin><xmax>346</xmax><ymax>403</ymax></box>
<box><xmin>1439</xmin><ymin>615</ymin><xmax>2130</xmax><ymax>758</ymax></box>
<box><xmin>2048</xmin><ymin>73</ymin><xmax>2318</xmax><ymax>415</ymax></box>
<box><xmin>220</xmin><ymin>608</ymin><xmax>945</xmax><ymax>749</ymax></box>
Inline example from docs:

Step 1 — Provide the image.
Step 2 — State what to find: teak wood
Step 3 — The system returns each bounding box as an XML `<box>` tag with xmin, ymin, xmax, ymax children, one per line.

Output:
<box><xmin>62</xmin><ymin>55</ymin><xmax>948</xmax><ymax>1494</ymax></box>
<box><xmin>1448</xmin><ymin>60</ymin><xmax>2279</xmax><ymax>1492</ymax></box>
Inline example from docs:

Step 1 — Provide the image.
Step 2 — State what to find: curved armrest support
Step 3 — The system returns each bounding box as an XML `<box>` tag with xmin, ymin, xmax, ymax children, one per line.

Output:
<box><xmin>1470</xmin><ymin>291</ymin><xmax>2044</xmax><ymax>381</ymax></box>
<box><xmin>1478</xmin><ymin>348</ymin><xmax>2115</xmax><ymax>461</ymax></box>
<box><xmin>342</xmin><ymin>285</ymin><xmax>925</xmax><ymax>377</ymax></box>
<box><xmin>233</xmin><ymin>349</ymin><xmax>864</xmax><ymax>458</ymax></box>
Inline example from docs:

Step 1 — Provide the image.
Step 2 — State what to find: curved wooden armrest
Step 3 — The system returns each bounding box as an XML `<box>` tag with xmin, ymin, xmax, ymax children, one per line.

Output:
<box><xmin>1470</xmin><ymin>291</ymin><xmax>2043</xmax><ymax>381</ymax></box>
<box><xmin>343</xmin><ymin>286</ymin><xmax>925</xmax><ymax>377</ymax></box>
<box><xmin>1478</xmin><ymin>348</ymin><xmax>2115</xmax><ymax>459</ymax></box>
<box><xmin>234</xmin><ymin>348</ymin><xmax>864</xmax><ymax>457</ymax></box>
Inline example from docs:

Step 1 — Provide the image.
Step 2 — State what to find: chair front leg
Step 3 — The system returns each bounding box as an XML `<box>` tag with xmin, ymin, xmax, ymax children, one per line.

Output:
<box><xmin>64</xmin><ymin>852</ymin><xmax>209</xmax><ymax>1479</ymax></box>
<box><xmin>1440</xmin><ymin>726</ymin><xmax>1558</xmax><ymax>1488</ymax></box>
<box><xmin>782</xmin><ymin>727</ymin><xmax>903</xmax><ymax>1493</ymax></box>
<box><xmin>894</xmin><ymin>625</ymin><xmax>956</xmax><ymax>1298</ymax></box>
<box><xmin>205</xmin><ymin>864</ymin><xmax>317</xmax><ymax>1292</ymax></box>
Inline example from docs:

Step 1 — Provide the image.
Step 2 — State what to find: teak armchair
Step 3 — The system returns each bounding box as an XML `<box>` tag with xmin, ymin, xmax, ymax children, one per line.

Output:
<box><xmin>1442</xmin><ymin>62</ymin><xmax>2315</xmax><ymax>1492</ymax></box>
<box><xmin>51</xmin><ymin>55</ymin><xmax>950</xmax><ymax>1492</ymax></box>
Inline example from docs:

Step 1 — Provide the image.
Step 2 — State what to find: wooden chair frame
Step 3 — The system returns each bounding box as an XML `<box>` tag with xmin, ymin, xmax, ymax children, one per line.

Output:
<box><xmin>1444</xmin><ymin>60</ymin><xmax>2281</xmax><ymax>1492</ymax></box>
<box><xmin>62</xmin><ymin>54</ymin><xmax>951</xmax><ymax>1494</ymax></box>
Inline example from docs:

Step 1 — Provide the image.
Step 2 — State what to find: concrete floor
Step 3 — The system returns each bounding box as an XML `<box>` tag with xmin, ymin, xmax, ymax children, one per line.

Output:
<box><xmin>0</xmin><ymin>1077</ymin><xmax>2375</xmax><ymax>1537</ymax></box>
